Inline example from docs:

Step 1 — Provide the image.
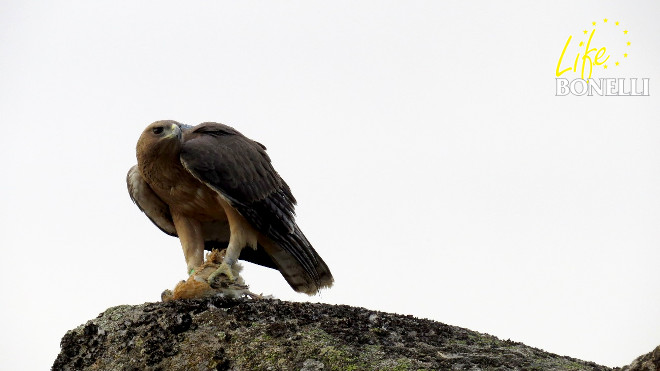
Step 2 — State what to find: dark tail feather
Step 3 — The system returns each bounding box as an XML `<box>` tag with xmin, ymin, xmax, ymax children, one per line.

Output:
<box><xmin>261</xmin><ymin>228</ymin><xmax>333</xmax><ymax>295</ymax></box>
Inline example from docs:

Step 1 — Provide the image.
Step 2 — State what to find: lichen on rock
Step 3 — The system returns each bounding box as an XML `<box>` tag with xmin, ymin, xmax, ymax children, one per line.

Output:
<box><xmin>51</xmin><ymin>297</ymin><xmax>651</xmax><ymax>371</ymax></box>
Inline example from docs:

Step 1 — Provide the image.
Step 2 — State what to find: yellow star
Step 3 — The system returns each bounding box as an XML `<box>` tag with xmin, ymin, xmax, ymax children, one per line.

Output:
<box><xmin>627</xmin><ymin>41</ymin><xmax>631</xmax><ymax>46</ymax></box>
<box><xmin>579</xmin><ymin>41</ymin><xmax>584</xmax><ymax>47</ymax></box>
<box><xmin>615</xmin><ymin>61</ymin><xmax>619</xmax><ymax>66</ymax></box>
<box><xmin>624</xmin><ymin>30</ymin><xmax>628</xmax><ymax>34</ymax></box>
<box><xmin>603</xmin><ymin>18</ymin><xmax>608</xmax><ymax>22</ymax></box>
<box><xmin>624</xmin><ymin>53</ymin><xmax>628</xmax><ymax>58</ymax></box>
<box><xmin>604</xmin><ymin>64</ymin><xmax>608</xmax><ymax>69</ymax></box>
<box><xmin>583</xmin><ymin>30</ymin><xmax>588</xmax><ymax>34</ymax></box>
<box><xmin>615</xmin><ymin>21</ymin><xmax>619</xmax><ymax>26</ymax></box>
<box><xmin>592</xmin><ymin>21</ymin><xmax>596</xmax><ymax>26</ymax></box>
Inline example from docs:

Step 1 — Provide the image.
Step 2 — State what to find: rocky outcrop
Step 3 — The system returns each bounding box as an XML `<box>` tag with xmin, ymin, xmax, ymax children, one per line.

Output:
<box><xmin>52</xmin><ymin>297</ymin><xmax>650</xmax><ymax>370</ymax></box>
<box><xmin>621</xmin><ymin>345</ymin><xmax>660</xmax><ymax>371</ymax></box>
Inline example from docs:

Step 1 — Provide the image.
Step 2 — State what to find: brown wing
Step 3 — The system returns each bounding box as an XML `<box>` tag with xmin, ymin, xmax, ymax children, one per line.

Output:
<box><xmin>179</xmin><ymin>122</ymin><xmax>333</xmax><ymax>291</ymax></box>
<box><xmin>126</xmin><ymin>165</ymin><xmax>177</xmax><ymax>236</ymax></box>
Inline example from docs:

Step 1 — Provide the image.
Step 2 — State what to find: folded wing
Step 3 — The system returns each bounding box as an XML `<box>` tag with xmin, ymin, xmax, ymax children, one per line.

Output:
<box><xmin>179</xmin><ymin>122</ymin><xmax>333</xmax><ymax>292</ymax></box>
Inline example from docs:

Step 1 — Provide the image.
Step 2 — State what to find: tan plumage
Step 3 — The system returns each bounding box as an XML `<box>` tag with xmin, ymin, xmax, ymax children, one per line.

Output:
<box><xmin>127</xmin><ymin>120</ymin><xmax>333</xmax><ymax>295</ymax></box>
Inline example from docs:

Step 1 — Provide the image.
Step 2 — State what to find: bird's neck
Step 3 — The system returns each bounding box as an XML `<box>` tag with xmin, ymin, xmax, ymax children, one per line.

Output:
<box><xmin>138</xmin><ymin>143</ymin><xmax>188</xmax><ymax>196</ymax></box>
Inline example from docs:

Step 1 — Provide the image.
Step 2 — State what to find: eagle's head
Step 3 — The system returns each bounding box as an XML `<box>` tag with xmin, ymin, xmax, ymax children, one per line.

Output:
<box><xmin>136</xmin><ymin>120</ymin><xmax>183</xmax><ymax>160</ymax></box>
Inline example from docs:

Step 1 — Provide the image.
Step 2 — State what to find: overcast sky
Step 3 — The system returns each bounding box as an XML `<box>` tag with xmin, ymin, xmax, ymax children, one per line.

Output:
<box><xmin>1</xmin><ymin>1</ymin><xmax>659</xmax><ymax>369</ymax></box>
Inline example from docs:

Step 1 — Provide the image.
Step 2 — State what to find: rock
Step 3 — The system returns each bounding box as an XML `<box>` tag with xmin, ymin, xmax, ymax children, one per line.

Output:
<box><xmin>51</xmin><ymin>297</ymin><xmax>644</xmax><ymax>370</ymax></box>
<box><xmin>301</xmin><ymin>358</ymin><xmax>325</xmax><ymax>370</ymax></box>
<box><xmin>620</xmin><ymin>345</ymin><xmax>660</xmax><ymax>371</ymax></box>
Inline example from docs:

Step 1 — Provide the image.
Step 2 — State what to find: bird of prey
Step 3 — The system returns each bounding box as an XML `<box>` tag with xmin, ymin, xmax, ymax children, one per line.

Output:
<box><xmin>127</xmin><ymin>120</ymin><xmax>333</xmax><ymax>295</ymax></box>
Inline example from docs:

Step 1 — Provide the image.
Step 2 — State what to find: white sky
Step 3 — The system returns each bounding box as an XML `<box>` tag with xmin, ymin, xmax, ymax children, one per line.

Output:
<box><xmin>1</xmin><ymin>1</ymin><xmax>659</xmax><ymax>369</ymax></box>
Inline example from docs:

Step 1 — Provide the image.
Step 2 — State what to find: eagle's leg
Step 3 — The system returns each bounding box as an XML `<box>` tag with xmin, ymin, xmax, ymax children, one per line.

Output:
<box><xmin>171</xmin><ymin>212</ymin><xmax>205</xmax><ymax>275</ymax></box>
<box><xmin>208</xmin><ymin>201</ymin><xmax>258</xmax><ymax>284</ymax></box>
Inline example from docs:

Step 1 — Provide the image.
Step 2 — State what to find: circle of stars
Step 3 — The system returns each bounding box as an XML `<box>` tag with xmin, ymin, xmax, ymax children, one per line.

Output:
<box><xmin>579</xmin><ymin>18</ymin><xmax>631</xmax><ymax>70</ymax></box>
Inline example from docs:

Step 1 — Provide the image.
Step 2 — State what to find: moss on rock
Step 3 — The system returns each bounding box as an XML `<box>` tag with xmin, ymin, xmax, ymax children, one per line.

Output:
<box><xmin>52</xmin><ymin>297</ymin><xmax>631</xmax><ymax>370</ymax></box>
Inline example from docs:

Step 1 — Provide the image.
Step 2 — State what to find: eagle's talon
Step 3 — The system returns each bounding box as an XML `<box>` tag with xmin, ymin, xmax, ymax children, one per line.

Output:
<box><xmin>208</xmin><ymin>262</ymin><xmax>236</xmax><ymax>285</ymax></box>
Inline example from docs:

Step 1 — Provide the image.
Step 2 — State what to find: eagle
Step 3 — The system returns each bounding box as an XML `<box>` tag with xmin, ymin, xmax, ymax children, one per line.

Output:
<box><xmin>127</xmin><ymin>120</ymin><xmax>333</xmax><ymax>295</ymax></box>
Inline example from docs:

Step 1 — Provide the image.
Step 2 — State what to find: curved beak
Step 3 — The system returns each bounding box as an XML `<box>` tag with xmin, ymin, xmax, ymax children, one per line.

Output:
<box><xmin>168</xmin><ymin>123</ymin><xmax>182</xmax><ymax>140</ymax></box>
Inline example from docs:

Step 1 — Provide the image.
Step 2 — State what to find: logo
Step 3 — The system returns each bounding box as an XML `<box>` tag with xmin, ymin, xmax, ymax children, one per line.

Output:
<box><xmin>555</xmin><ymin>18</ymin><xmax>649</xmax><ymax>96</ymax></box>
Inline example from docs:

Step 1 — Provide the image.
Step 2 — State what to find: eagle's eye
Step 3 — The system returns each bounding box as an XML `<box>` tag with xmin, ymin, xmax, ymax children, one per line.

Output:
<box><xmin>152</xmin><ymin>127</ymin><xmax>164</xmax><ymax>135</ymax></box>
